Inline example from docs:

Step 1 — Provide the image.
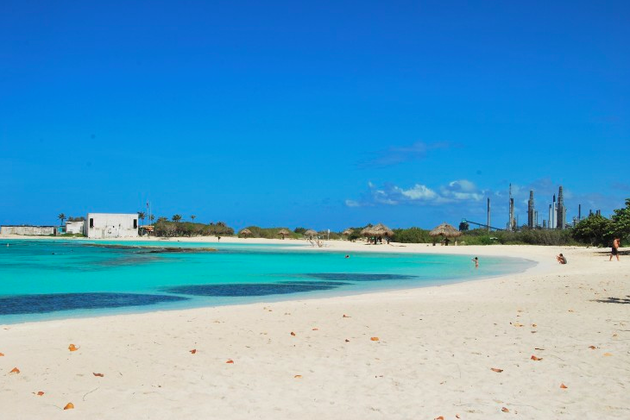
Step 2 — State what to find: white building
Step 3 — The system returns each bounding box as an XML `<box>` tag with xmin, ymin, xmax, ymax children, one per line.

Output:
<box><xmin>85</xmin><ymin>213</ymin><xmax>139</xmax><ymax>239</ymax></box>
<box><xmin>65</xmin><ymin>220</ymin><xmax>85</xmax><ymax>235</ymax></box>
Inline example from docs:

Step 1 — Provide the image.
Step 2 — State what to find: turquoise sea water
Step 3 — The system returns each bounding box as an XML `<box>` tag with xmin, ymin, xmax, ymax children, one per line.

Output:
<box><xmin>0</xmin><ymin>239</ymin><xmax>535</xmax><ymax>324</ymax></box>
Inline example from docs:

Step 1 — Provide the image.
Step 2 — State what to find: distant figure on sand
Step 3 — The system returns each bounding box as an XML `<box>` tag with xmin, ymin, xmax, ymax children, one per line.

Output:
<box><xmin>556</xmin><ymin>253</ymin><xmax>567</xmax><ymax>264</ymax></box>
<box><xmin>609</xmin><ymin>238</ymin><xmax>620</xmax><ymax>261</ymax></box>
<box><xmin>472</xmin><ymin>257</ymin><xmax>479</xmax><ymax>268</ymax></box>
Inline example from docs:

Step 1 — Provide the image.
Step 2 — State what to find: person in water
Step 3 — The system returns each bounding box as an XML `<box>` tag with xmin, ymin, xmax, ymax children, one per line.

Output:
<box><xmin>472</xmin><ymin>257</ymin><xmax>479</xmax><ymax>268</ymax></box>
<box><xmin>556</xmin><ymin>253</ymin><xmax>567</xmax><ymax>264</ymax></box>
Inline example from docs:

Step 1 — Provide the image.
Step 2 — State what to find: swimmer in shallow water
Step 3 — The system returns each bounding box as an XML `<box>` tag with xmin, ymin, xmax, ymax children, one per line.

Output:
<box><xmin>472</xmin><ymin>257</ymin><xmax>479</xmax><ymax>268</ymax></box>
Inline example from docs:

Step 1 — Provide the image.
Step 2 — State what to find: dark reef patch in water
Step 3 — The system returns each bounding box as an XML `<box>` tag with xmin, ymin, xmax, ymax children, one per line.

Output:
<box><xmin>0</xmin><ymin>293</ymin><xmax>189</xmax><ymax>315</ymax></box>
<box><xmin>165</xmin><ymin>282</ymin><xmax>344</xmax><ymax>297</ymax></box>
<box><xmin>278</xmin><ymin>281</ymin><xmax>351</xmax><ymax>287</ymax></box>
<box><xmin>82</xmin><ymin>243</ymin><xmax>217</xmax><ymax>253</ymax></box>
<box><xmin>303</xmin><ymin>273</ymin><xmax>418</xmax><ymax>282</ymax></box>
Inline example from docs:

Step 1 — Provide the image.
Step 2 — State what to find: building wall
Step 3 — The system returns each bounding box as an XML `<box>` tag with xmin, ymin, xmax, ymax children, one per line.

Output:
<box><xmin>0</xmin><ymin>226</ymin><xmax>57</xmax><ymax>236</ymax></box>
<box><xmin>65</xmin><ymin>220</ymin><xmax>86</xmax><ymax>235</ymax></box>
<box><xmin>86</xmin><ymin>213</ymin><xmax>139</xmax><ymax>239</ymax></box>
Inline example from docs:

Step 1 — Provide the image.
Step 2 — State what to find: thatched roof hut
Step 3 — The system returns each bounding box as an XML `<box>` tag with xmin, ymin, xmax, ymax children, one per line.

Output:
<box><xmin>342</xmin><ymin>228</ymin><xmax>354</xmax><ymax>236</ymax></box>
<box><xmin>361</xmin><ymin>223</ymin><xmax>394</xmax><ymax>244</ymax></box>
<box><xmin>362</xmin><ymin>223</ymin><xmax>394</xmax><ymax>237</ymax></box>
<box><xmin>239</xmin><ymin>228</ymin><xmax>252</xmax><ymax>238</ymax></box>
<box><xmin>277</xmin><ymin>228</ymin><xmax>291</xmax><ymax>239</ymax></box>
<box><xmin>429</xmin><ymin>223</ymin><xmax>462</xmax><ymax>238</ymax></box>
<box><xmin>303</xmin><ymin>229</ymin><xmax>318</xmax><ymax>239</ymax></box>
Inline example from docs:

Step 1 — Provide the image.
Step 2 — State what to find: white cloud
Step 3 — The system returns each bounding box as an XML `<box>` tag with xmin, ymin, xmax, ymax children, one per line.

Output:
<box><xmin>398</xmin><ymin>184</ymin><xmax>438</xmax><ymax>200</ymax></box>
<box><xmin>346</xmin><ymin>179</ymin><xmax>483</xmax><ymax>207</ymax></box>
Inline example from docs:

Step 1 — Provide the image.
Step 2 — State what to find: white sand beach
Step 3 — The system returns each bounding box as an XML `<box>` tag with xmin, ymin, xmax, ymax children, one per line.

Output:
<box><xmin>1</xmin><ymin>240</ymin><xmax>628</xmax><ymax>419</ymax></box>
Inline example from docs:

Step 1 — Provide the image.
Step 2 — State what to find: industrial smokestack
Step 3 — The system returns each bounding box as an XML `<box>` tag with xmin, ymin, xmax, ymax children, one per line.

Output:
<box><xmin>557</xmin><ymin>186</ymin><xmax>565</xmax><ymax>229</ymax></box>
<box><xmin>527</xmin><ymin>190</ymin><xmax>535</xmax><ymax>229</ymax></box>
<box><xmin>487</xmin><ymin>198</ymin><xmax>491</xmax><ymax>232</ymax></box>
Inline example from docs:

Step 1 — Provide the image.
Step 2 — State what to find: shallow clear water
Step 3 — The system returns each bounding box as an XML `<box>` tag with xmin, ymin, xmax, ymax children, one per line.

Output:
<box><xmin>0</xmin><ymin>239</ymin><xmax>535</xmax><ymax>324</ymax></box>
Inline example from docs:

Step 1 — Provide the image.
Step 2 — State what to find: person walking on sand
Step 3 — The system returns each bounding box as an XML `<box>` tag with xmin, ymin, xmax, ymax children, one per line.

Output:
<box><xmin>609</xmin><ymin>237</ymin><xmax>620</xmax><ymax>261</ymax></box>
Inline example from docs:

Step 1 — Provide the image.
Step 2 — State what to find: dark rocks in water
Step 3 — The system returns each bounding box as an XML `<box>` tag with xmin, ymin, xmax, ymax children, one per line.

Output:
<box><xmin>82</xmin><ymin>244</ymin><xmax>217</xmax><ymax>253</ymax></box>
<box><xmin>303</xmin><ymin>273</ymin><xmax>418</xmax><ymax>282</ymax></box>
<box><xmin>0</xmin><ymin>293</ymin><xmax>189</xmax><ymax>315</ymax></box>
<box><xmin>165</xmin><ymin>281</ymin><xmax>345</xmax><ymax>297</ymax></box>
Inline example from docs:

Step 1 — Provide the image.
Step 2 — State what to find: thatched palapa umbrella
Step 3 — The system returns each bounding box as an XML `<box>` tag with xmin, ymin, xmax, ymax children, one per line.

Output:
<box><xmin>239</xmin><ymin>228</ymin><xmax>252</xmax><ymax>238</ymax></box>
<box><xmin>361</xmin><ymin>223</ymin><xmax>394</xmax><ymax>244</ymax></box>
<box><xmin>303</xmin><ymin>229</ymin><xmax>318</xmax><ymax>239</ymax></box>
<box><xmin>342</xmin><ymin>228</ymin><xmax>354</xmax><ymax>236</ymax></box>
<box><xmin>277</xmin><ymin>228</ymin><xmax>291</xmax><ymax>240</ymax></box>
<box><xmin>429</xmin><ymin>223</ymin><xmax>462</xmax><ymax>245</ymax></box>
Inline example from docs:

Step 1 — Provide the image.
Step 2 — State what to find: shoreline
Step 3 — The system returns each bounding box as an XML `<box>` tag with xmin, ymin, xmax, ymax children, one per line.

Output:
<box><xmin>1</xmin><ymin>241</ymin><xmax>628</xmax><ymax>419</ymax></box>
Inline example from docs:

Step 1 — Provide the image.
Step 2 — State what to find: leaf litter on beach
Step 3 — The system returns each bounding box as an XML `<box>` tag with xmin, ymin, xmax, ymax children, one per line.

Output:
<box><xmin>68</xmin><ymin>344</ymin><xmax>79</xmax><ymax>352</ymax></box>
<box><xmin>63</xmin><ymin>402</ymin><xmax>74</xmax><ymax>410</ymax></box>
<box><xmin>491</xmin><ymin>368</ymin><xmax>503</xmax><ymax>373</ymax></box>
<box><xmin>9</xmin><ymin>367</ymin><xmax>20</xmax><ymax>374</ymax></box>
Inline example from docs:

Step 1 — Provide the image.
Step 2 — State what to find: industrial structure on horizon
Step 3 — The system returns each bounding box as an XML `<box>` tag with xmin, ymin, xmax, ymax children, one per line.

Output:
<box><xmin>466</xmin><ymin>184</ymin><xmax>601</xmax><ymax>232</ymax></box>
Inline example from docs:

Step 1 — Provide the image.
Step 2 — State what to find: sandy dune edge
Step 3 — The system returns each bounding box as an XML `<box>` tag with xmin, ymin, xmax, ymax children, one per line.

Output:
<box><xmin>1</xmin><ymin>243</ymin><xmax>628</xmax><ymax>419</ymax></box>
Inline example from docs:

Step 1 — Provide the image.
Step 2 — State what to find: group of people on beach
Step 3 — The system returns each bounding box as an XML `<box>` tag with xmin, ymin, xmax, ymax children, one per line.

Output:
<box><xmin>555</xmin><ymin>237</ymin><xmax>621</xmax><ymax>265</ymax></box>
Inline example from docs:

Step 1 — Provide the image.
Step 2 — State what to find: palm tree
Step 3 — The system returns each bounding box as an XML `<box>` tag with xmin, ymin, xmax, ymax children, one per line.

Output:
<box><xmin>138</xmin><ymin>212</ymin><xmax>146</xmax><ymax>224</ymax></box>
<box><xmin>150</xmin><ymin>214</ymin><xmax>155</xmax><ymax>223</ymax></box>
<box><xmin>172</xmin><ymin>214</ymin><xmax>182</xmax><ymax>223</ymax></box>
<box><xmin>58</xmin><ymin>213</ymin><xmax>66</xmax><ymax>225</ymax></box>
<box><xmin>191</xmin><ymin>215</ymin><xmax>196</xmax><ymax>222</ymax></box>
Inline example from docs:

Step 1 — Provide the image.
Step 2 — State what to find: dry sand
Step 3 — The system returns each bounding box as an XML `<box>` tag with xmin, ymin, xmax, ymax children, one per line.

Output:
<box><xmin>1</xmin><ymin>239</ymin><xmax>629</xmax><ymax>419</ymax></box>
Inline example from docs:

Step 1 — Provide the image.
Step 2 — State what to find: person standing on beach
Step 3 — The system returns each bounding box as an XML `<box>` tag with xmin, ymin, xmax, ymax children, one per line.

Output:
<box><xmin>609</xmin><ymin>237</ymin><xmax>620</xmax><ymax>261</ymax></box>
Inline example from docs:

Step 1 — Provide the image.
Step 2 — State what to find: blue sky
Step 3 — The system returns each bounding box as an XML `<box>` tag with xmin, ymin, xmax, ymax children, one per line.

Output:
<box><xmin>1</xmin><ymin>1</ymin><xmax>628</xmax><ymax>230</ymax></box>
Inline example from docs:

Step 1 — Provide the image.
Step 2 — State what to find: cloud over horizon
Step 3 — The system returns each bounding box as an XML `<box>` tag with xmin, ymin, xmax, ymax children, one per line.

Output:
<box><xmin>345</xmin><ymin>179</ymin><xmax>485</xmax><ymax>208</ymax></box>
